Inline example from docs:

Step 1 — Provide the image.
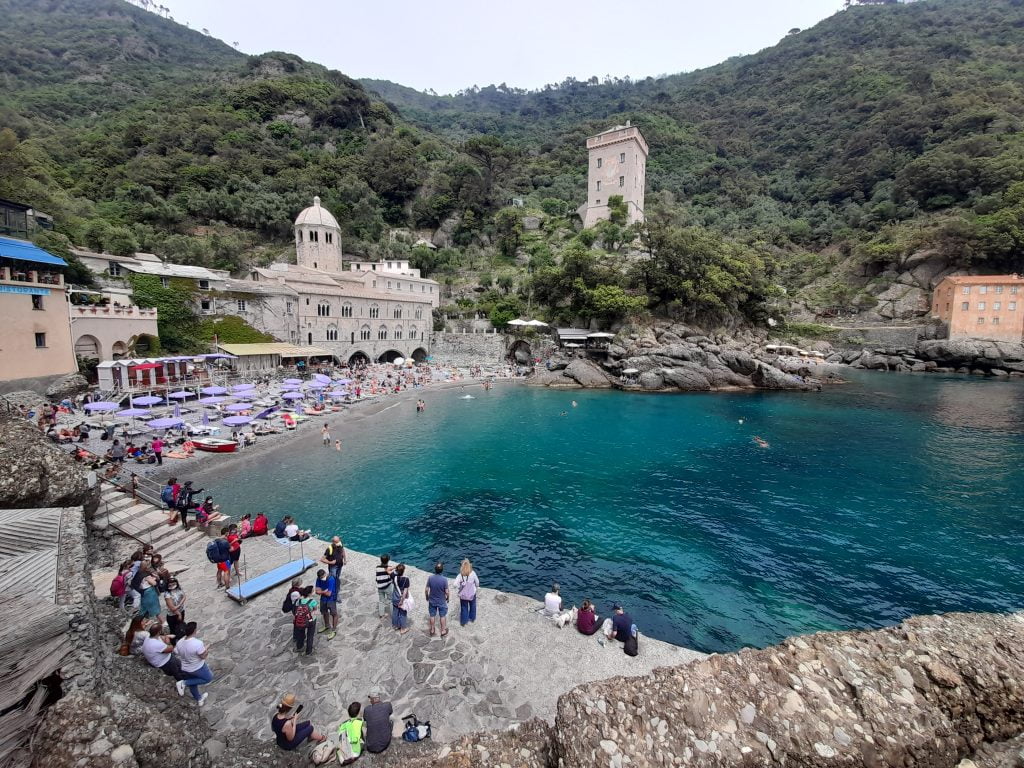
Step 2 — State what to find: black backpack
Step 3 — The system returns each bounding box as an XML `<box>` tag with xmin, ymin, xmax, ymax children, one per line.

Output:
<box><xmin>282</xmin><ymin>591</ymin><xmax>296</xmax><ymax>613</ymax></box>
<box><xmin>205</xmin><ymin>539</ymin><xmax>229</xmax><ymax>564</ymax></box>
<box><xmin>624</xmin><ymin>625</ymin><xmax>639</xmax><ymax>657</ymax></box>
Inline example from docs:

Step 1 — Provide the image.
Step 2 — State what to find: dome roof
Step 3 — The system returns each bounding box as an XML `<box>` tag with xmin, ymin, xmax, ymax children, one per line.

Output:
<box><xmin>294</xmin><ymin>196</ymin><xmax>339</xmax><ymax>230</ymax></box>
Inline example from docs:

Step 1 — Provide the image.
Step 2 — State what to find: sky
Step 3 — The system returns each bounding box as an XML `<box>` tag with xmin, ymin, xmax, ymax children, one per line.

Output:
<box><xmin>162</xmin><ymin>0</ymin><xmax>848</xmax><ymax>95</ymax></box>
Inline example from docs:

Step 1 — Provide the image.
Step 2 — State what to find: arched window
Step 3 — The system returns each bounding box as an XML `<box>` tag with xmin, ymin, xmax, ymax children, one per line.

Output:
<box><xmin>415</xmin><ymin>307</ymin><xmax>423</xmax><ymax>319</ymax></box>
<box><xmin>394</xmin><ymin>326</ymin><xmax>403</xmax><ymax>340</ymax></box>
<box><xmin>326</xmin><ymin>325</ymin><xmax>338</xmax><ymax>341</ymax></box>
<box><xmin>341</xmin><ymin>302</ymin><xmax>353</xmax><ymax>318</ymax></box>
<box><xmin>360</xmin><ymin>325</ymin><xmax>371</xmax><ymax>341</ymax></box>
<box><xmin>393</xmin><ymin>307</ymin><xmax>402</xmax><ymax>319</ymax></box>
<box><xmin>308</xmin><ymin>332</ymin><xmax>313</xmax><ymax>345</ymax></box>
<box><xmin>318</xmin><ymin>301</ymin><xmax>331</xmax><ymax>317</ymax></box>
<box><xmin>378</xmin><ymin>325</ymin><xmax>388</xmax><ymax>340</ymax></box>
<box><xmin>409</xmin><ymin>326</ymin><xmax>417</xmax><ymax>340</ymax></box>
<box><xmin>369</xmin><ymin>304</ymin><xmax>380</xmax><ymax>319</ymax></box>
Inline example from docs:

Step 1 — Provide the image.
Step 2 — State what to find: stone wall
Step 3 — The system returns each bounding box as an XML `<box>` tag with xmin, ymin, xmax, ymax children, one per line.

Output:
<box><xmin>57</xmin><ymin>506</ymin><xmax>100</xmax><ymax>693</ymax></box>
<box><xmin>833</xmin><ymin>325</ymin><xmax>925</xmax><ymax>349</ymax></box>
<box><xmin>429</xmin><ymin>331</ymin><xmax>509</xmax><ymax>367</ymax></box>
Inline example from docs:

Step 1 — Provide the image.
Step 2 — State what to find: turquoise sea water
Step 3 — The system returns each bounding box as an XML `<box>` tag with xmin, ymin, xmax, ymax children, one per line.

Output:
<box><xmin>206</xmin><ymin>373</ymin><xmax>1024</xmax><ymax>653</ymax></box>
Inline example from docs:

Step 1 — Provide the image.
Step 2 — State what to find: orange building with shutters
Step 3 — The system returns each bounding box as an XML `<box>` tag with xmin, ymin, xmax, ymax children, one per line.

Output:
<box><xmin>931</xmin><ymin>275</ymin><xmax>1024</xmax><ymax>342</ymax></box>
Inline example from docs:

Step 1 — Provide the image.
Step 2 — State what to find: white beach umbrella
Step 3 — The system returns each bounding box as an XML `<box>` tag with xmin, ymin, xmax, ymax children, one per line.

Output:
<box><xmin>506</xmin><ymin>319</ymin><xmax>528</xmax><ymax>326</ymax></box>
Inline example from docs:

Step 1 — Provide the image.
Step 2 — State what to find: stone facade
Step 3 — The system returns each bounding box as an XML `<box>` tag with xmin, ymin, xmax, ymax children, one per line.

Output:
<box><xmin>583</xmin><ymin>123</ymin><xmax>648</xmax><ymax>228</ymax></box>
<box><xmin>429</xmin><ymin>331</ymin><xmax>509</xmax><ymax>367</ymax></box>
<box><xmin>0</xmin><ymin>256</ymin><xmax>76</xmax><ymax>381</ymax></box>
<box><xmin>69</xmin><ymin>304</ymin><xmax>159</xmax><ymax>362</ymax></box>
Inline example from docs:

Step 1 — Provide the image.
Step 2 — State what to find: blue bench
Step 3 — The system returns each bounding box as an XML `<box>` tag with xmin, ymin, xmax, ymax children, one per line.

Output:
<box><xmin>226</xmin><ymin>557</ymin><xmax>316</xmax><ymax>602</ymax></box>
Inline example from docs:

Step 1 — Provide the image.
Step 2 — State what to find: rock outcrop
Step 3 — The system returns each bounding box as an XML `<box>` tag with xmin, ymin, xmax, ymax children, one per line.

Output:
<box><xmin>0</xmin><ymin>419</ymin><xmax>96</xmax><ymax>511</ymax></box>
<box><xmin>844</xmin><ymin>339</ymin><xmax>1024</xmax><ymax>376</ymax></box>
<box><xmin>45</xmin><ymin>372</ymin><xmax>89</xmax><ymax>401</ymax></box>
<box><xmin>555</xmin><ymin>611</ymin><xmax>1024</xmax><ymax>768</ymax></box>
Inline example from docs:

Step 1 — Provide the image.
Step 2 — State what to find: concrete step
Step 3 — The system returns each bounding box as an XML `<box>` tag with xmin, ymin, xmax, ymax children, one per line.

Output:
<box><xmin>162</xmin><ymin>530</ymin><xmax>209</xmax><ymax>560</ymax></box>
<box><xmin>108</xmin><ymin>503</ymin><xmax>158</xmax><ymax>525</ymax></box>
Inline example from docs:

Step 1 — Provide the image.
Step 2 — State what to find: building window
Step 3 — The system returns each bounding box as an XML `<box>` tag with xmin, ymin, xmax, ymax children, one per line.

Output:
<box><xmin>430</xmin><ymin>286</ymin><xmax>433</xmax><ymax>293</ymax></box>
<box><xmin>979</xmin><ymin>286</ymin><xmax>988</xmax><ymax>294</ymax></box>
<box><xmin>198</xmin><ymin>279</ymin><xmax>209</xmax><ymax>290</ymax></box>
<box><xmin>31</xmin><ymin>294</ymin><xmax>43</xmax><ymax>310</ymax></box>
<box><xmin>596</xmin><ymin>181</ymin><xmax>601</xmax><ymax>192</ymax></box>
<box><xmin>978</xmin><ymin>317</ymin><xmax>985</xmax><ymax>324</ymax></box>
<box><xmin>108</xmin><ymin>261</ymin><xmax>122</xmax><ymax>277</ymax></box>
<box><xmin>378</xmin><ymin>326</ymin><xmax>387</xmax><ymax>340</ymax></box>
<box><xmin>306</xmin><ymin>297</ymin><xmax>310</xmax><ymax>305</ymax></box>
<box><xmin>393</xmin><ymin>307</ymin><xmax>402</xmax><ymax>319</ymax></box>
<box><xmin>620</xmin><ymin>152</ymin><xmax>626</xmax><ymax>162</ymax></box>
<box><xmin>161</xmin><ymin>277</ymin><xmax>169</xmax><ymax>288</ymax></box>
<box><xmin>596</xmin><ymin>199</ymin><xmax>601</xmax><ymax>205</ymax></box>
<box><xmin>397</xmin><ymin>283</ymin><xmax>401</xmax><ymax>290</ymax></box>
<box><xmin>961</xmin><ymin>302</ymin><xmax>969</xmax><ymax>311</ymax></box>
<box><xmin>341</xmin><ymin>303</ymin><xmax>353</xmax><ymax>318</ymax></box>
<box><xmin>360</xmin><ymin>325</ymin><xmax>371</xmax><ymax>341</ymax></box>
<box><xmin>236</xmin><ymin>300</ymin><xmax>247</xmax><ymax>312</ymax></box>
<box><xmin>994</xmin><ymin>302</ymin><xmax>1002</xmax><ymax>311</ymax></box>
<box><xmin>421</xmin><ymin>285</ymin><xmax>425</xmax><ymax>292</ymax></box>
<box><xmin>395</xmin><ymin>327</ymin><xmax>403</xmax><ymax>340</ymax></box>
<box><xmin>415</xmin><ymin>308</ymin><xmax>423</xmax><ymax>319</ymax></box>
<box><xmin>318</xmin><ymin>301</ymin><xmax>330</xmax><ymax>317</ymax></box>
<box><xmin>326</xmin><ymin>326</ymin><xmax>338</xmax><ymax>341</ymax></box>
<box><xmin>387</xmin><ymin>281</ymin><xmax>392</xmax><ymax>289</ymax></box>
<box><xmin>34</xmin><ymin>332</ymin><xmax>46</xmax><ymax>348</ymax></box>
<box><xmin>369</xmin><ymin>305</ymin><xmax>379</xmax><ymax>319</ymax></box>
<box><xmin>371</xmin><ymin>264</ymin><xmax>376</xmax><ymax>271</ymax></box>
<box><xmin>1012</xmin><ymin>286</ymin><xmax>1020</xmax><ymax>294</ymax></box>
<box><xmin>286</xmin><ymin>302</ymin><xmax>293</xmax><ymax>315</ymax></box>
<box><xmin>978</xmin><ymin>302</ymin><xmax>986</xmax><ymax>310</ymax></box>
<box><xmin>995</xmin><ymin>285</ymin><xmax>1004</xmax><ymax>293</ymax></box>
<box><xmin>1010</xmin><ymin>302</ymin><xmax>1017</xmax><ymax>311</ymax></box>
<box><xmin>326</xmin><ymin>232</ymin><xmax>332</xmax><ymax>244</ymax></box>
<box><xmin>992</xmin><ymin>317</ymin><xmax>1000</xmax><ymax>325</ymax></box>
<box><xmin>619</xmin><ymin>176</ymin><xmax>625</xmax><ymax>187</ymax></box>
<box><xmin>409</xmin><ymin>327</ymin><xmax>417</xmax><ymax>339</ymax></box>
<box><xmin>201</xmin><ymin>299</ymin><xmax>211</xmax><ymax>312</ymax></box>
<box><xmin>962</xmin><ymin>287</ymin><xmax>970</xmax><ymax>295</ymax></box>
<box><xmin>597</xmin><ymin>158</ymin><xmax>602</xmax><ymax>168</ymax></box>
<box><xmin>372</xmin><ymin>280</ymin><xmax>377</xmax><ymax>288</ymax></box>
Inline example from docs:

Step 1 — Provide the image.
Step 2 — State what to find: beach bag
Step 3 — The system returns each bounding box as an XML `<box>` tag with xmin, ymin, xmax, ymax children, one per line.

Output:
<box><xmin>294</xmin><ymin>601</ymin><xmax>313</xmax><ymax>629</ymax></box>
<box><xmin>402</xmin><ymin>715</ymin><xmax>431</xmax><ymax>742</ymax></box>
<box><xmin>401</xmin><ymin>597</ymin><xmax>415</xmax><ymax>613</ymax></box>
<box><xmin>205</xmin><ymin>539</ymin><xmax>229</xmax><ymax>564</ymax></box>
<box><xmin>624</xmin><ymin>624</ymin><xmax>639</xmax><ymax>657</ymax></box>
<box><xmin>310</xmin><ymin>740</ymin><xmax>336</xmax><ymax>765</ymax></box>
<box><xmin>110</xmin><ymin>572</ymin><xmax>127</xmax><ymax>598</ymax></box>
<box><xmin>160</xmin><ymin>486</ymin><xmax>174</xmax><ymax>505</ymax></box>
<box><xmin>457</xmin><ymin>575</ymin><xmax>476</xmax><ymax>601</ymax></box>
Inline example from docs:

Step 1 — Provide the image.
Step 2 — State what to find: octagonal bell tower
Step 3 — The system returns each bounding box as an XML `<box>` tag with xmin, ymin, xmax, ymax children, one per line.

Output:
<box><xmin>294</xmin><ymin>196</ymin><xmax>342</xmax><ymax>273</ymax></box>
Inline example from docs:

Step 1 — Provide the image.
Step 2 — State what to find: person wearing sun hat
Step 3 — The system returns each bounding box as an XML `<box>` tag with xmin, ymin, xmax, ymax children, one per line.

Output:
<box><xmin>271</xmin><ymin>692</ymin><xmax>327</xmax><ymax>751</ymax></box>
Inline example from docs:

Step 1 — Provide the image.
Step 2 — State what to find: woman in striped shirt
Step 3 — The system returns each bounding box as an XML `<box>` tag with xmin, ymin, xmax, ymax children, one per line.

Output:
<box><xmin>375</xmin><ymin>554</ymin><xmax>393</xmax><ymax>620</ymax></box>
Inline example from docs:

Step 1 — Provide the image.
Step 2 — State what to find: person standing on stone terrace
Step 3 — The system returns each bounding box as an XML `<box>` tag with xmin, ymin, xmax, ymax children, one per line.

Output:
<box><xmin>151</xmin><ymin>435</ymin><xmax>163</xmax><ymax>466</ymax></box>
<box><xmin>390</xmin><ymin>564</ymin><xmax>411</xmax><ymax>635</ymax></box>
<box><xmin>453</xmin><ymin>558</ymin><xmax>480</xmax><ymax>626</ymax></box>
<box><xmin>375</xmin><ymin>554</ymin><xmax>394</xmax><ymax>620</ymax></box>
<box><xmin>226</xmin><ymin>524</ymin><xmax>242</xmax><ymax>578</ymax></box>
<box><xmin>174</xmin><ymin>622</ymin><xmax>213</xmax><ymax>706</ymax></box>
<box><xmin>213</xmin><ymin>528</ymin><xmax>232</xmax><ymax>590</ymax></box>
<box><xmin>321</xmin><ymin>536</ymin><xmax>345</xmax><ymax>581</ymax></box>
<box><xmin>292</xmin><ymin>585</ymin><xmax>318</xmax><ymax>655</ymax></box>
<box><xmin>314</xmin><ymin>568</ymin><xmax>339</xmax><ymax>640</ymax></box>
<box><xmin>362</xmin><ymin>688</ymin><xmax>393</xmax><ymax>755</ymax></box>
<box><xmin>425</xmin><ymin>562</ymin><xmax>450</xmax><ymax>637</ymax></box>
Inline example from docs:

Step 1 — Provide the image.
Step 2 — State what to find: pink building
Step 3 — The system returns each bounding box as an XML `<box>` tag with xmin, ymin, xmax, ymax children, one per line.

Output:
<box><xmin>931</xmin><ymin>275</ymin><xmax>1024</xmax><ymax>342</ymax></box>
<box><xmin>582</xmin><ymin>123</ymin><xmax>648</xmax><ymax>228</ymax></box>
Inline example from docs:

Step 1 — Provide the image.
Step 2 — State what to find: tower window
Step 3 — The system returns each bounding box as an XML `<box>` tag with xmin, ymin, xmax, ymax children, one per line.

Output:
<box><xmin>619</xmin><ymin>176</ymin><xmax>624</xmax><ymax>187</ymax></box>
<box><xmin>597</xmin><ymin>158</ymin><xmax>602</xmax><ymax>168</ymax></box>
<box><xmin>620</xmin><ymin>152</ymin><xmax>625</xmax><ymax>162</ymax></box>
<box><xmin>596</xmin><ymin>181</ymin><xmax>601</xmax><ymax>192</ymax></box>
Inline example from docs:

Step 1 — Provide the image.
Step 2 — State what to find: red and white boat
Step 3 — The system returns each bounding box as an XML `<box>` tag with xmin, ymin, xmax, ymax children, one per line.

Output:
<box><xmin>190</xmin><ymin>437</ymin><xmax>239</xmax><ymax>453</ymax></box>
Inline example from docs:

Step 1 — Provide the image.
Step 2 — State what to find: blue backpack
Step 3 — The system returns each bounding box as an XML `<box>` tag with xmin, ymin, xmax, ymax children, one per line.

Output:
<box><xmin>205</xmin><ymin>539</ymin><xmax>230</xmax><ymax>564</ymax></box>
<box><xmin>161</xmin><ymin>486</ymin><xmax>175</xmax><ymax>505</ymax></box>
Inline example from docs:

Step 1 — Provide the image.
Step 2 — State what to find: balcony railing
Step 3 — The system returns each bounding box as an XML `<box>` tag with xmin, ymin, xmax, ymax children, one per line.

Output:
<box><xmin>0</xmin><ymin>265</ymin><xmax>64</xmax><ymax>286</ymax></box>
<box><xmin>71</xmin><ymin>305</ymin><xmax>158</xmax><ymax>318</ymax></box>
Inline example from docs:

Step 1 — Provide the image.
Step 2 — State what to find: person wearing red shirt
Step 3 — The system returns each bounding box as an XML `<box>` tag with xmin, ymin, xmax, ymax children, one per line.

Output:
<box><xmin>226</xmin><ymin>525</ymin><xmax>242</xmax><ymax>577</ymax></box>
<box><xmin>252</xmin><ymin>513</ymin><xmax>269</xmax><ymax>536</ymax></box>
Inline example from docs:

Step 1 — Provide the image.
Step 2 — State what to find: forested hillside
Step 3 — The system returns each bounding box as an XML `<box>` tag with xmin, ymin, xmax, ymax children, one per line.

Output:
<box><xmin>2</xmin><ymin>0</ymin><xmax>1023</xmax><ymax>333</ymax></box>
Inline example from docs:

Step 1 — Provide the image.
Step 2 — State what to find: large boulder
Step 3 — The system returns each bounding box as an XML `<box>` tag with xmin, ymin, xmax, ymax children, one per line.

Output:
<box><xmin>555</xmin><ymin>611</ymin><xmax>1024</xmax><ymax>768</ymax></box>
<box><xmin>639</xmin><ymin>370</ymin><xmax>665</xmax><ymax>390</ymax></box>
<box><xmin>564</xmin><ymin>359</ymin><xmax>612</xmax><ymax>389</ymax></box>
<box><xmin>719</xmin><ymin>349</ymin><xmax>758</xmax><ymax>377</ymax></box>
<box><xmin>0</xmin><ymin>420</ymin><xmax>95</xmax><ymax>510</ymax></box>
<box><xmin>750</xmin><ymin>363</ymin><xmax>812</xmax><ymax>390</ymax></box>
<box><xmin>662</xmin><ymin>364</ymin><xmax>712</xmax><ymax>391</ymax></box>
<box><xmin>45</xmin><ymin>372</ymin><xmax>89</xmax><ymax>401</ymax></box>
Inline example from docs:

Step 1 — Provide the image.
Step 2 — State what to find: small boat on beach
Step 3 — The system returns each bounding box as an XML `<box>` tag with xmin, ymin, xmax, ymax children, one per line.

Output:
<box><xmin>190</xmin><ymin>437</ymin><xmax>239</xmax><ymax>453</ymax></box>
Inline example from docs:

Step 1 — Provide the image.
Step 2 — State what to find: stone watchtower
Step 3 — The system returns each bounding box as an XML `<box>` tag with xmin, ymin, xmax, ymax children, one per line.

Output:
<box><xmin>582</xmin><ymin>122</ymin><xmax>648</xmax><ymax>229</ymax></box>
<box><xmin>294</xmin><ymin>196</ymin><xmax>342</xmax><ymax>273</ymax></box>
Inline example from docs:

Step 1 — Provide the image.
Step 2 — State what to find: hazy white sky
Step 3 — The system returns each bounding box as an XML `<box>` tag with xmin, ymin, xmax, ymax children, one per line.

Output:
<box><xmin>163</xmin><ymin>0</ymin><xmax>847</xmax><ymax>94</ymax></box>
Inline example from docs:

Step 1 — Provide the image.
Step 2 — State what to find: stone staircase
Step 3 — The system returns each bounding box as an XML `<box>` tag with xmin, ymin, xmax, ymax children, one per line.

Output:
<box><xmin>98</xmin><ymin>484</ymin><xmax>229</xmax><ymax>566</ymax></box>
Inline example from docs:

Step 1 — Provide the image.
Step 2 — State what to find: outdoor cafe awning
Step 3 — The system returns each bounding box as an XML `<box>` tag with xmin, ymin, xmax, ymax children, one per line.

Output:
<box><xmin>0</xmin><ymin>235</ymin><xmax>67</xmax><ymax>267</ymax></box>
<box><xmin>216</xmin><ymin>343</ymin><xmax>332</xmax><ymax>358</ymax></box>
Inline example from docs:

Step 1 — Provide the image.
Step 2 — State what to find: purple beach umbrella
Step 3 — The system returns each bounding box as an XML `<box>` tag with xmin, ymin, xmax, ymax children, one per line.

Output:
<box><xmin>173</xmin><ymin>403</ymin><xmax>181</xmax><ymax>419</ymax></box>
<box><xmin>147</xmin><ymin>417</ymin><xmax>184</xmax><ymax>429</ymax></box>
<box><xmin>282</xmin><ymin>392</ymin><xmax>305</xmax><ymax>400</ymax></box>
<box><xmin>167</xmin><ymin>390</ymin><xmax>194</xmax><ymax>399</ymax></box>
<box><xmin>337</xmin><ymin>378</ymin><xmax>353</xmax><ymax>385</ymax></box>
<box><xmin>84</xmin><ymin>401</ymin><xmax>119</xmax><ymax>412</ymax></box>
<box><xmin>255</xmin><ymin>406</ymin><xmax>279</xmax><ymax>420</ymax></box>
<box><xmin>198</xmin><ymin>396</ymin><xmax>228</xmax><ymax>404</ymax></box>
<box><xmin>132</xmin><ymin>395</ymin><xmax>164</xmax><ymax>406</ymax></box>
<box><xmin>304</xmin><ymin>381</ymin><xmax>326</xmax><ymax>389</ymax></box>
<box><xmin>116</xmin><ymin>408</ymin><xmax>151</xmax><ymax>418</ymax></box>
<box><xmin>314</xmin><ymin>373</ymin><xmax>331</xmax><ymax>384</ymax></box>
<box><xmin>222</xmin><ymin>415</ymin><xmax>253</xmax><ymax>426</ymax></box>
<box><xmin>283</xmin><ymin>378</ymin><xmax>302</xmax><ymax>385</ymax></box>
<box><xmin>201</xmin><ymin>386</ymin><xmax>228</xmax><ymax>395</ymax></box>
<box><xmin>224</xmin><ymin>403</ymin><xmax>251</xmax><ymax>412</ymax></box>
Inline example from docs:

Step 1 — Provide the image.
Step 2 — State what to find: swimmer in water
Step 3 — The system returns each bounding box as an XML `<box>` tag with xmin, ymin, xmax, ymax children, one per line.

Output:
<box><xmin>738</xmin><ymin>418</ymin><xmax>744</xmax><ymax>424</ymax></box>
<box><xmin>753</xmin><ymin>436</ymin><xmax>769</xmax><ymax>448</ymax></box>
<box><xmin>571</xmin><ymin>401</ymin><xmax>577</xmax><ymax>408</ymax></box>
<box><xmin>461</xmin><ymin>395</ymin><xmax>475</xmax><ymax>400</ymax></box>
<box><xmin>560</xmin><ymin>411</ymin><xmax>567</xmax><ymax>417</ymax></box>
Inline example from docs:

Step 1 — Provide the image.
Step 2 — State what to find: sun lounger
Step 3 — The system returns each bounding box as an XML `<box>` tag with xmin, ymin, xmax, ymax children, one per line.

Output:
<box><xmin>226</xmin><ymin>557</ymin><xmax>316</xmax><ymax>602</ymax></box>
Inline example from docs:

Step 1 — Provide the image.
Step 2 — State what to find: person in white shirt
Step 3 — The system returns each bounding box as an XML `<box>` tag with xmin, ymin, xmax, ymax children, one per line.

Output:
<box><xmin>141</xmin><ymin>623</ymin><xmax>186</xmax><ymax>683</ymax></box>
<box><xmin>174</xmin><ymin>621</ymin><xmax>213</xmax><ymax>706</ymax></box>
<box><xmin>285</xmin><ymin>521</ymin><xmax>310</xmax><ymax>542</ymax></box>
<box><xmin>543</xmin><ymin>583</ymin><xmax>563</xmax><ymax>616</ymax></box>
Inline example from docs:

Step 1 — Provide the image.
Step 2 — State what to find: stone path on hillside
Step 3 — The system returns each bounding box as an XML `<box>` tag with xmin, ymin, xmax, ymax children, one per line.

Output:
<box><xmin>100</xmin><ymin>485</ymin><xmax>704</xmax><ymax>744</ymax></box>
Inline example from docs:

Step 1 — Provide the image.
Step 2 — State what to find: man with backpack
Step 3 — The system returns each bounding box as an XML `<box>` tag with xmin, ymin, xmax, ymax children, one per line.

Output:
<box><xmin>177</xmin><ymin>480</ymin><xmax>203</xmax><ymax>530</ymax></box>
<box><xmin>206</xmin><ymin>529</ymin><xmax>232</xmax><ymax>590</ymax></box>
<box><xmin>292</xmin><ymin>585</ymin><xmax>318</xmax><ymax>655</ymax></box>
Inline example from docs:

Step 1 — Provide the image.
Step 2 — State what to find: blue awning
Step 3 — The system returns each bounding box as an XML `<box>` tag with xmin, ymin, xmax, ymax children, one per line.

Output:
<box><xmin>0</xmin><ymin>236</ymin><xmax>67</xmax><ymax>267</ymax></box>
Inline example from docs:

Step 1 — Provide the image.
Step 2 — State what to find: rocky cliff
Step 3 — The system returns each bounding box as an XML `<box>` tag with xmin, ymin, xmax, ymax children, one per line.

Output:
<box><xmin>840</xmin><ymin>339</ymin><xmax>1024</xmax><ymax>377</ymax></box>
<box><xmin>530</xmin><ymin>323</ymin><xmax>839</xmax><ymax>393</ymax></box>
<box><xmin>0</xmin><ymin>417</ymin><xmax>98</xmax><ymax>512</ymax></box>
<box><xmin>392</xmin><ymin>611</ymin><xmax>1024</xmax><ymax>768</ymax></box>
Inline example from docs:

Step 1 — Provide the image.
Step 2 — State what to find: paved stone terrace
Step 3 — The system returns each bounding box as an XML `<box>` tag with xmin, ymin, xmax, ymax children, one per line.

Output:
<box><xmin>100</xmin><ymin>489</ymin><xmax>704</xmax><ymax>744</ymax></box>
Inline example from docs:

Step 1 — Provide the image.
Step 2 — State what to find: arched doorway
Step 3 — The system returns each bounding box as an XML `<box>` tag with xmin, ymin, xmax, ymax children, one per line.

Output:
<box><xmin>377</xmin><ymin>349</ymin><xmax>403</xmax><ymax>364</ymax></box>
<box><xmin>134</xmin><ymin>333</ymin><xmax>157</xmax><ymax>355</ymax></box>
<box><xmin>111</xmin><ymin>341</ymin><xmax>128</xmax><ymax>360</ymax></box>
<box><xmin>348</xmin><ymin>351</ymin><xmax>370</xmax><ymax>367</ymax></box>
<box><xmin>508</xmin><ymin>339</ymin><xmax>532</xmax><ymax>364</ymax></box>
<box><xmin>411</xmin><ymin>347</ymin><xmax>428</xmax><ymax>363</ymax></box>
<box><xmin>74</xmin><ymin>335</ymin><xmax>101</xmax><ymax>360</ymax></box>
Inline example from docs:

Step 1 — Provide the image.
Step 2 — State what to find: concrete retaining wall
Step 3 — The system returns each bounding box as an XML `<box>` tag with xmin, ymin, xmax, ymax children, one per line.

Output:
<box><xmin>429</xmin><ymin>331</ymin><xmax>508</xmax><ymax>367</ymax></box>
<box><xmin>833</xmin><ymin>326</ymin><xmax>924</xmax><ymax>349</ymax></box>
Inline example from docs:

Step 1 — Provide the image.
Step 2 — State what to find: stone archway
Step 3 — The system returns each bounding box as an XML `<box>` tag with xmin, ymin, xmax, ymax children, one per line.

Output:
<box><xmin>508</xmin><ymin>339</ymin><xmax>533</xmax><ymax>364</ymax></box>
<box><xmin>411</xmin><ymin>347</ymin><xmax>428</xmax><ymax>363</ymax></box>
<box><xmin>134</xmin><ymin>333</ymin><xmax>157</xmax><ymax>355</ymax></box>
<box><xmin>377</xmin><ymin>349</ymin><xmax>404</xmax><ymax>364</ymax></box>
<box><xmin>111</xmin><ymin>341</ymin><xmax>128</xmax><ymax>360</ymax></box>
<box><xmin>74</xmin><ymin>334</ymin><xmax>102</xmax><ymax>361</ymax></box>
<box><xmin>348</xmin><ymin>351</ymin><xmax>370</xmax><ymax>367</ymax></box>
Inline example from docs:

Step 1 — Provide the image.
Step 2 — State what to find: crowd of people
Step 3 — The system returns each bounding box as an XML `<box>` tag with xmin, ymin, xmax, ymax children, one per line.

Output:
<box><xmin>543</xmin><ymin>583</ymin><xmax>640</xmax><ymax>655</ymax></box>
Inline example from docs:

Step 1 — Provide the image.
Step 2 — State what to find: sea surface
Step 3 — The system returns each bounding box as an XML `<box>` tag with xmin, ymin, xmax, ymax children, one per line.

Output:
<box><xmin>207</xmin><ymin>372</ymin><xmax>1024</xmax><ymax>653</ymax></box>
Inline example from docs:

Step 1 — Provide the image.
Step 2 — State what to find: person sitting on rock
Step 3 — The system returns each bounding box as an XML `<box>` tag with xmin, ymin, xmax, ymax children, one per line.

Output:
<box><xmin>610</xmin><ymin>604</ymin><xmax>634</xmax><ymax>643</ymax></box>
<box><xmin>576</xmin><ymin>599</ymin><xmax>600</xmax><ymax>636</ymax></box>
<box><xmin>543</xmin><ymin>583</ymin><xmax>562</xmax><ymax>616</ymax></box>
<box><xmin>362</xmin><ymin>688</ymin><xmax>393</xmax><ymax>755</ymax></box>
<box><xmin>272</xmin><ymin>693</ymin><xmax>327</xmax><ymax>752</ymax></box>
